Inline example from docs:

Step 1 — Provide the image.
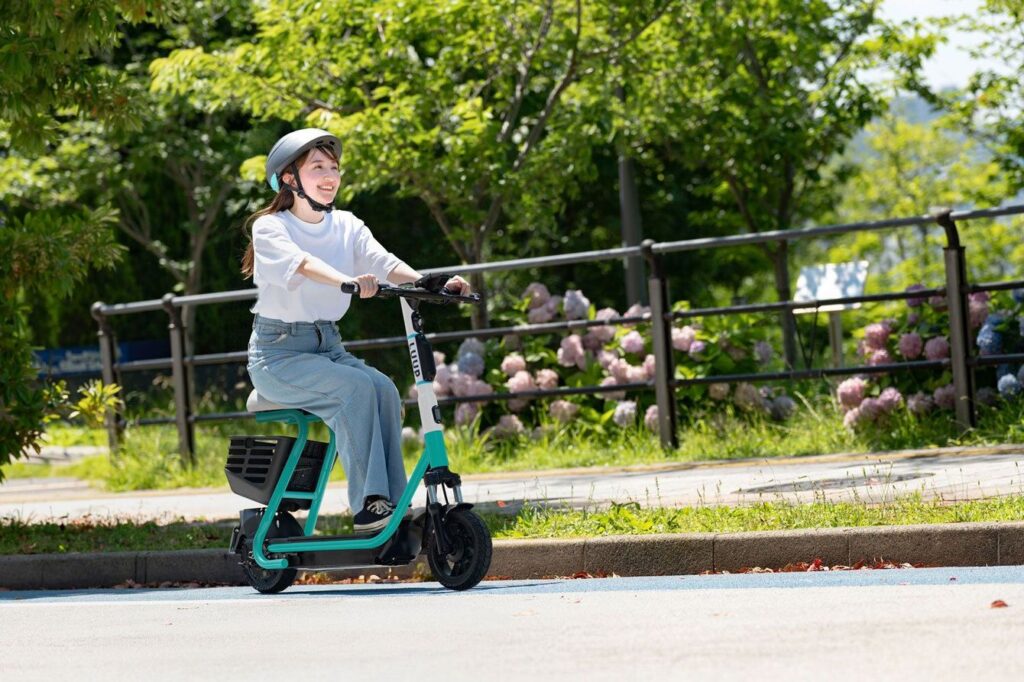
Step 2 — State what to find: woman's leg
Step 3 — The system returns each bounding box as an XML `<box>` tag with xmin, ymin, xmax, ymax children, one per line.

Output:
<box><xmin>248</xmin><ymin>350</ymin><xmax>391</xmax><ymax>513</ymax></box>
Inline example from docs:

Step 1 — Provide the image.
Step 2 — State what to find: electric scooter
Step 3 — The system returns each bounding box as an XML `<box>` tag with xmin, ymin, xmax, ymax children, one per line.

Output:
<box><xmin>225</xmin><ymin>279</ymin><xmax>492</xmax><ymax>593</ymax></box>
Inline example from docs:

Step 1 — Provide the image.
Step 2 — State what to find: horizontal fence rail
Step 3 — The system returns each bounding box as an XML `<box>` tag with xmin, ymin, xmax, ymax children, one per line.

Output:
<box><xmin>89</xmin><ymin>204</ymin><xmax>1024</xmax><ymax>459</ymax></box>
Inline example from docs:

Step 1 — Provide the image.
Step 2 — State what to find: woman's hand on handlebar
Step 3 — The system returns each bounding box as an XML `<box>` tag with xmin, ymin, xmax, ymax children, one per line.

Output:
<box><xmin>443</xmin><ymin>275</ymin><xmax>471</xmax><ymax>295</ymax></box>
<box><xmin>345</xmin><ymin>274</ymin><xmax>379</xmax><ymax>298</ymax></box>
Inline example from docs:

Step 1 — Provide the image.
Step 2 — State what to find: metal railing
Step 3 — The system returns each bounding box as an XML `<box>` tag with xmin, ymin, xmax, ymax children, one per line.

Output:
<box><xmin>90</xmin><ymin>204</ymin><xmax>1024</xmax><ymax>462</ymax></box>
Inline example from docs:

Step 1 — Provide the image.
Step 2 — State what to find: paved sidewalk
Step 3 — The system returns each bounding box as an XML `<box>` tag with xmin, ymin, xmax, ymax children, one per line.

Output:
<box><xmin>3</xmin><ymin>444</ymin><xmax>1024</xmax><ymax>524</ymax></box>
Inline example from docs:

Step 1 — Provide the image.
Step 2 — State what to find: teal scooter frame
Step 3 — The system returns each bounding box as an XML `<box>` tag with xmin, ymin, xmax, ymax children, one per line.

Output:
<box><xmin>227</xmin><ymin>280</ymin><xmax>492</xmax><ymax>593</ymax></box>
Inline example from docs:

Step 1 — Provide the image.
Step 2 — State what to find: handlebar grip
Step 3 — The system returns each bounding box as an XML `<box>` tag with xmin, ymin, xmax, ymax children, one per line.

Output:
<box><xmin>340</xmin><ymin>281</ymin><xmax>359</xmax><ymax>295</ymax></box>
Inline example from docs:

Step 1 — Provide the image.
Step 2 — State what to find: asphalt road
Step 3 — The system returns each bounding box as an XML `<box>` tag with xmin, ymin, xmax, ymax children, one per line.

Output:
<box><xmin>3</xmin><ymin>447</ymin><xmax>1024</xmax><ymax>523</ymax></box>
<box><xmin>3</xmin><ymin>567</ymin><xmax>1023</xmax><ymax>681</ymax></box>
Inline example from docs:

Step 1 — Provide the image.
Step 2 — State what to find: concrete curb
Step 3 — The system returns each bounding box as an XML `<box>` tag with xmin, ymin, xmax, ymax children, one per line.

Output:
<box><xmin>3</xmin><ymin>521</ymin><xmax>1023</xmax><ymax>590</ymax></box>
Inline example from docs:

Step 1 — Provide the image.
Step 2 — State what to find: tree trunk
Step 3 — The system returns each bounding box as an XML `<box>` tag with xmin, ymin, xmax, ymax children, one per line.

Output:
<box><xmin>771</xmin><ymin>241</ymin><xmax>798</xmax><ymax>368</ymax></box>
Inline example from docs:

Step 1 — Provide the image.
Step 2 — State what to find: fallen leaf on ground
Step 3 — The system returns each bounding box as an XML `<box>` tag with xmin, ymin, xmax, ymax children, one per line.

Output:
<box><xmin>991</xmin><ymin>600</ymin><xmax>1009</xmax><ymax>608</ymax></box>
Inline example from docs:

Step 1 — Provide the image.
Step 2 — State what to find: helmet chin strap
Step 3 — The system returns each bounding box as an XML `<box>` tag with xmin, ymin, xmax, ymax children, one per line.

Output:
<box><xmin>283</xmin><ymin>161</ymin><xmax>334</xmax><ymax>213</ymax></box>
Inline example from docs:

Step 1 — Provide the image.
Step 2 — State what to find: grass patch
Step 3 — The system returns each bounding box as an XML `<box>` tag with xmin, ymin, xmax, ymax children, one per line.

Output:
<box><xmin>4</xmin><ymin>495</ymin><xmax>1024</xmax><ymax>555</ymax></box>
<box><xmin>5</xmin><ymin>396</ymin><xmax>1024</xmax><ymax>491</ymax></box>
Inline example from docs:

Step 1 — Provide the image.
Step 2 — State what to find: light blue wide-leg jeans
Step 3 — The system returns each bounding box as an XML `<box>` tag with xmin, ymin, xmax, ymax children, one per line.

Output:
<box><xmin>246</xmin><ymin>315</ymin><xmax>407</xmax><ymax>512</ymax></box>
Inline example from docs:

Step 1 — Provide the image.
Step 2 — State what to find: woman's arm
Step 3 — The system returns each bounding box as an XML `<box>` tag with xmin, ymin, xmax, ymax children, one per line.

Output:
<box><xmin>387</xmin><ymin>263</ymin><xmax>471</xmax><ymax>294</ymax></box>
<box><xmin>296</xmin><ymin>256</ymin><xmax>379</xmax><ymax>297</ymax></box>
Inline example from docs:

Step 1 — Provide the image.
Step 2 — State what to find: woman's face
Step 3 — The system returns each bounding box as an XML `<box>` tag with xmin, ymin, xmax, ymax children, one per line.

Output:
<box><xmin>284</xmin><ymin>147</ymin><xmax>340</xmax><ymax>205</ymax></box>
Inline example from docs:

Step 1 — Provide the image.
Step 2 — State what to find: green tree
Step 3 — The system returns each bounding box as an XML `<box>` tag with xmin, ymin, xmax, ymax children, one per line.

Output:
<box><xmin>0</xmin><ymin>1</ymin><xmax>173</xmax><ymax>478</ymax></box>
<box><xmin>150</xmin><ymin>0</ymin><xmax>676</xmax><ymax>327</ymax></box>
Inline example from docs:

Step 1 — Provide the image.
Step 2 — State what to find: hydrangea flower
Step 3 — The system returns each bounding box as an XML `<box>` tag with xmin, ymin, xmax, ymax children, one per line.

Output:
<box><xmin>898</xmin><ymin>333</ymin><xmax>923</xmax><ymax>360</ymax></box>
<box><xmin>457</xmin><ymin>337</ymin><xmax>485</xmax><ymax>359</ymax></box>
<box><xmin>528</xmin><ymin>306</ymin><xmax>555</xmax><ymax>324</ymax></box>
<box><xmin>754</xmin><ymin>341</ymin><xmax>774</xmax><ymax>365</ymax></box>
<box><xmin>506</xmin><ymin>370</ymin><xmax>536</xmax><ymax>412</ymax></box>
<box><xmin>549</xmin><ymin>399</ymin><xmax>580</xmax><ymax>423</ymax></box>
<box><xmin>623</xmin><ymin>303</ymin><xmax>650</xmax><ymax>325</ymax></box>
<box><xmin>843</xmin><ymin>406</ymin><xmax>862</xmax><ymax>429</ymax></box>
<box><xmin>770</xmin><ymin>395</ymin><xmax>797</xmax><ymax>421</ymax></box>
<box><xmin>643</xmin><ymin>405</ymin><xmax>659</xmax><ymax>432</ymax></box>
<box><xmin>457</xmin><ymin>351</ymin><xmax>485</xmax><ymax>378</ymax></box>
<box><xmin>557</xmin><ymin>334</ymin><xmax>587</xmax><ymax>370</ymax></box>
<box><xmin>493</xmin><ymin>414</ymin><xmax>526</xmax><ymax>437</ymax></box>
<box><xmin>620</xmin><ymin>330</ymin><xmax>646</xmax><ymax>355</ymax></box>
<box><xmin>642</xmin><ymin>354</ymin><xmax>656</xmax><ymax>379</ymax></box>
<box><xmin>924</xmin><ymin>336</ymin><xmax>950</xmax><ymax>361</ymax></box>
<box><xmin>433</xmin><ymin>364</ymin><xmax>453</xmax><ymax>394</ymax></box>
<box><xmin>858</xmin><ymin>397</ymin><xmax>882</xmax><ymax>421</ymax></box>
<box><xmin>863</xmin><ymin>323</ymin><xmax>891</xmax><ymax>351</ymax></box>
<box><xmin>581</xmin><ymin>331</ymin><xmax>605</xmax><ymax>352</ymax></box>
<box><xmin>672</xmin><ymin>326</ymin><xmax>696</xmax><ymax>352</ymax></box>
<box><xmin>455</xmin><ymin>402</ymin><xmax>480</xmax><ymax>426</ymax></box>
<box><xmin>1013</xmin><ymin>289</ymin><xmax>1024</xmax><ymax>304</ymax></box>
<box><xmin>868</xmin><ymin>349</ymin><xmax>892</xmax><ymax>367</ymax></box>
<box><xmin>933</xmin><ymin>383</ymin><xmax>957</xmax><ymax>410</ymax></box>
<box><xmin>733</xmin><ymin>382</ymin><xmax>766</xmax><ymax>412</ymax></box>
<box><xmin>591</xmin><ymin>308</ymin><xmax>620</xmax><ymax>343</ymax></box>
<box><xmin>609</xmin><ymin>358</ymin><xmax>631</xmax><ymax>382</ymax></box>
<box><xmin>626</xmin><ymin>365</ymin><xmax>648</xmax><ymax>383</ymax></box>
<box><xmin>998</xmin><ymin>374</ymin><xmax>1021</xmax><ymax>398</ymax></box>
<box><xmin>837</xmin><ymin>377</ymin><xmax>867</xmax><ymax>411</ymax></box>
<box><xmin>969</xmin><ymin>298</ymin><xmax>991</xmax><ymax>329</ymax></box>
<box><xmin>500</xmin><ymin>353</ymin><xmax>527</xmax><ymax>377</ymax></box>
<box><xmin>523</xmin><ymin>282</ymin><xmax>550</xmax><ymax>309</ymax></box>
<box><xmin>907</xmin><ymin>391</ymin><xmax>934</xmax><ymax>415</ymax></box>
<box><xmin>597</xmin><ymin>350</ymin><xmax>618</xmax><ymax>371</ymax></box>
<box><xmin>600</xmin><ymin>376</ymin><xmax>625</xmax><ymax>400</ymax></box>
<box><xmin>877</xmin><ymin>386</ymin><xmax>903</xmax><ymax>412</ymax></box>
<box><xmin>708</xmin><ymin>382</ymin><xmax>730</xmax><ymax>401</ymax></box>
<box><xmin>976</xmin><ymin>324</ymin><xmax>1003</xmax><ymax>356</ymax></box>
<box><xmin>907</xmin><ymin>312</ymin><xmax>920</xmax><ymax>326</ymax></box>
<box><xmin>969</xmin><ymin>291</ymin><xmax>990</xmax><ymax>303</ymax></box>
<box><xmin>612</xmin><ymin>400</ymin><xmax>638</xmax><ymax>427</ymax></box>
<box><xmin>905</xmin><ymin>284</ymin><xmax>927</xmax><ymax>307</ymax></box>
<box><xmin>563</xmin><ymin>289</ymin><xmax>591</xmax><ymax>320</ymax></box>
<box><xmin>929</xmin><ymin>295</ymin><xmax>947</xmax><ymax>311</ymax></box>
<box><xmin>534</xmin><ymin>368</ymin><xmax>559</xmax><ymax>390</ymax></box>
<box><xmin>688</xmin><ymin>340</ymin><xmax>707</xmax><ymax>359</ymax></box>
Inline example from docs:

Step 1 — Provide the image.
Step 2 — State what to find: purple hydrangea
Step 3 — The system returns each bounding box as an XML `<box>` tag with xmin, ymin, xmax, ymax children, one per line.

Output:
<box><xmin>907</xmin><ymin>392</ymin><xmax>934</xmax><ymax>415</ymax></box>
<box><xmin>612</xmin><ymin>400</ymin><xmax>638</xmax><ymax>427</ymax></box>
<box><xmin>527</xmin><ymin>305</ymin><xmax>554</xmax><ymax>324</ymax></box>
<box><xmin>933</xmin><ymin>383</ymin><xmax>957</xmax><ymax>410</ymax></box>
<box><xmin>969</xmin><ymin>291</ymin><xmax>990</xmax><ymax>303</ymax></box>
<box><xmin>1013</xmin><ymin>289</ymin><xmax>1024</xmax><ymax>304</ymax></box>
<box><xmin>643</xmin><ymin>405</ymin><xmax>659</xmax><ymax>432</ymax></box>
<box><xmin>858</xmin><ymin>397</ymin><xmax>882</xmax><ymax>421</ymax></box>
<box><xmin>905</xmin><ymin>284</ymin><xmax>927</xmax><ymax>307</ymax></box>
<box><xmin>493</xmin><ymin>414</ymin><xmax>526</xmax><ymax>437</ymax></box>
<box><xmin>929</xmin><ymin>295</ymin><xmax>948</xmax><ymax>311</ymax></box>
<box><xmin>907</xmin><ymin>312</ymin><xmax>920</xmax><ymax>326</ymax></box>
<box><xmin>581</xmin><ymin>331</ymin><xmax>604</xmax><ymax>352</ymax></box>
<box><xmin>898</xmin><ymin>333</ymin><xmax>923</xmax><ymax>360</ymax></box>
<box><xmin>733</xmin><ymin>382</ymin><xmax>766</xmax><ymax>413</ymax></box>
<box><xmin>455</xmin><ymin>402</ymin><xmax>480</xmax><ymax>426</ymax></box>
<box><xmin>877</xmin><ymin>386</ymin><xmax>903</xmax><ymax>412</ymax></box>
<box><xmin>770</xmin><ymin>395</ymin><xmax>797</xmax><ymax>421</ymax></box>
<box><xmin>998</xmin><ymin>373</ymin><xmax>1021</xmax><ymax>398</ymax></box>
<box><xmin>868</xmin><ymin>349</ymin><xmax>892</xmax><ymax>367</ymax></box>
<box><xmin>523</xmin><ymin>282</ymin><xmax>550</xmax><ymax>309</ymax></box>
<box><xmin>924</xmin><ymin>336</ymin><xmax>950</xmax><ymax>361</ymax></box>
<box><xmin>754</xmin><ymin>341</ymin><xmax>774</xmax><ymax>365</ymax></box>
<box><xmin>457</xmin><ymin>351</ymin><xmax>485</xmax><ymax>378</ymax></box>
<box><xmin>688</xmin><ymin>340</ymin><xmax>707</xmax><ymax>359</ymax></box>
<box><xmin>837</xmin><ymin>377</ymin><xmax>868</xmax><ymax>410</ymax></box>
<box><xmin>563</xmin><ymin>289</ymin><xmax>591</xmax><ymax>320</ymax></box>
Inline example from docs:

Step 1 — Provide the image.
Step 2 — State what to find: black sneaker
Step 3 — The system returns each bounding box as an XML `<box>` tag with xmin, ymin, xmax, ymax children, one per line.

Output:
<box><xmin>353</xmin><ymin>498</ymin><xmax>396</xmax><ymax>532</ymax></box>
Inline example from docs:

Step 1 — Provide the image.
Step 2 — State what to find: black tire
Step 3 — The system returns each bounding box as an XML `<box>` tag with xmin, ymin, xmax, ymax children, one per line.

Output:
<box><xmin>427</xmin><ymin>509</ymin><xmax>492</xmax><ymax>591</ymax></box>
<box><xmin>240</xmin><ymin>511</ymin><xmax>302</xmax><ymax>594</ymax></box>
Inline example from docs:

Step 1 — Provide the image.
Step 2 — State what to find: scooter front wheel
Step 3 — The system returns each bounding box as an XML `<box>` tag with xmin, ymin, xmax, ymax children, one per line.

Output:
<box><xmin>427</xmin><ymin>509</ymin><xmax>492</xmax><ymax>591</ymax></box>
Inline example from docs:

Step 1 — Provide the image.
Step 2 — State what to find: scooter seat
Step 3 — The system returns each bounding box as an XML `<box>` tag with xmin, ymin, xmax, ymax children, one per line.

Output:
<box><xmin>246</xmin><ymin>389</ymin><xmax>308</xmax><ymax>414</ymax></box>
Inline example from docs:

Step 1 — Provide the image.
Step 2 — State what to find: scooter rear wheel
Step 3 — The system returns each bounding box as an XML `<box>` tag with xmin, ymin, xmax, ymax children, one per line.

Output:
<box><xmin>427</xmin><ymin>509</ymin><xmax>492</xmax><ymax>591</ymax></box>
<box><xmin>240</xmin><ymin>511</ymin><xmax>302</xmax><ymax>594</ymax></box>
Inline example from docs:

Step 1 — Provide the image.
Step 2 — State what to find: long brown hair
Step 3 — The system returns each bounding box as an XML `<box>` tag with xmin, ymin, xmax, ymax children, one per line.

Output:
<box><xmin>241</xmin><ymin>145</ymin><xmax>338</xmax><ymax>278</ymax></box>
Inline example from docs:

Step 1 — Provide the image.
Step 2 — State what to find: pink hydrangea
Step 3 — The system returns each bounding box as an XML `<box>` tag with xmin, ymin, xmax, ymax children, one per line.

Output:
<box><xmin>905</xmin><ymin>284</ymin><xmax>927</xmax><ymax>307</ymax></box>
<box><xmin>708</xmin><ymin>383</ymin><xmax>730</xmax><ymax>401</ymax></box>
<box><xmin>609</xmin><ymin>358</ymin><xmax>631</xmax><ymax>382</ymax></box>
<box><xmin>506</xmin><ymin>371</ymin><xmax>536</xmax><ymax>411</ymax></box>
<box><xmin>733</xmin><ymin>382</ymin><xmax>766</xmax><ymax>412</ymax></box>
<box><xmin>868</xmin><ymin>348</ymin><xmax>892</xmax><ymax>366</ymax></box>
<box><xmin>432</xmin><ymin>364</ymin><xmax>453</xmax><ymax>395</ymax></box>
<box><xmin>597</xmin><ymin>350</ymin><xmax>618</xmax><ymax>370</ymax></box>
<box><xmin>449</xmin><ymin>371</ymin><xmax>472</xmax><ymax>397</ymax></box>
<box><xmin>643</xmin><ymin>405</ymin><xmax>659</xmax><ymax>432</ymax></box>
<box><xmin>620</xmin><ymin>330</ymin><xmax>646</xmax><ymax>355</ymax></box>
<box><xmin>969</xmin><ymin>298</ymin><xmax>990</xmax><ymax>329</ymax></box>
<box><xmin>642</xmin><ymin>354</ymin><xmax>656</xmax><ymax>379</ymax></box>
<box><xmin>689</xmin><ymin>340</ymin><xmax>707</xmax><ymax>358</ymax></box>
<box><xmin>859</xmin><ymin>397</ymin><xmax>882</xmax><ymax>421</ymax></box>
<box><xmin>455</xmin><ymin>402</ymin><xmax>479</xmax><ymax>426</ymax></box>
<box><xmin>527</xmin><ymin>306</ymin><xmax>554</xmax><ymax>324</ymax></box>
<box><xmin>623</xmin><ymin>303</ymin><xmax>650</xmax><ymax>325</ymax></box>
<box><xmin>600</xmin><ymin>376</ymin><xmax>625</xmax><ymax>400</ymax></box>
<box><xmin>612</xmin><ymin>400</ymin><xmax>638</xmax><ymax>427</ymax></box>
<box><xmin>500</xmin><ymin>353</ymin><xmax>527</xmax><ymax>377</ymax></box>
<box><xmin>933</xmin><ymin>383</ymin><xmax>957</xmax><ymax>410</ymax></box>
<box><xmin>591</xmin><ymin>308</ymin><xmax>620</xmax><ymax>343</ymax></box>
<box><xmin>671</xmin><ymin>326</ymin><xmax>695</xmax><ymax>352</ymax></box>
<box><xmin>898</xmin><ymin>333</ymin><xmax>923</xmax><ymax>360</ymax></box>
<box><xmin>523</xmin><ymin>282</ymin><xmax>550</xmax><ymax>309</ymax></box>
<box><xmin>493</xmin><ymin>414</ymin><xmax>525</xmax><ymax>437</ymax></box>
<box><xmin>924</xmin><ymin>336</ymin><xmax>950</xmax><ymax>361</ymax></box>
<box><xmin>534</xmin><ymin>368</ymin><xmax>559</xmax><ymax>390</ymax></box>
<box><xmin>863</xmin><ymin>323</ymin><xmax>891</xmax><ymax>351</ymax></box>
<box><xmin>877</xmin><ymin>386</ymin><xmax>903</xmax><ymax>412</ymax></box>
<box><xmin>626</xmin><ymin>365</ymin><xmax>648</xmax><ymax>383</ymax></box>
<box><xmin>837</xmin><ymin>377</ymin><xmax>867</xmax><ymax>410</ymax></box>
<box><xmin>433</xmin><ymin>351</ymin><xmax>446</xmax><ymax>365</ymax></box>
<box><xmin>549</xmin><ymin>399</ymin><xmax>580</xmax><ymax>423</ymax></box>
<box><xmin>907</xmin><ymin>391</ymin><xmax>934</xmax><ymax>415</ymax></box>
<box><xmin>843</xmin><ymin>406</ymin><xmax>862</xmax><ymax>430</ymax></box>
<box><xmin>557</xmin><ymin>334</ymin><xmax>587</xmax><ymax>370</ymax></box>
<box><xmin>464</xmin><ymin>379</ymin><xmax>493</xmax><ymax>398</ymax></box>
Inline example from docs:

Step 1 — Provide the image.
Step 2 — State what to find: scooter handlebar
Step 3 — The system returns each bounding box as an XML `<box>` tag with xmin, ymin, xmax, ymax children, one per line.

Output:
<box><xmin>341</xmin><ymin>281</ymin><xmax>480</xmax><ymax>305</ymax></box>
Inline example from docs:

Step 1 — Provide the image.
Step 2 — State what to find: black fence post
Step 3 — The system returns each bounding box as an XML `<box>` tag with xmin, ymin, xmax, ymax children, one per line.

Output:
<box><xmin>162</xmin><ymin>293</ymin><xmax>195</xmax><ymax>465</ymax></box>
<box><xmin>936</xmin><ymin>210</ymin><xmax>976</xmax><ymax>432</ymax></box>
<box><xmin>90</xmin><ymin>302</ymin><xmax>121</xmax><ymax>451</ymax></box>
<box><xmin>642</xmin><ymin>240</ymin><xmax>678</xmax><ymax>449</ymax></box>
